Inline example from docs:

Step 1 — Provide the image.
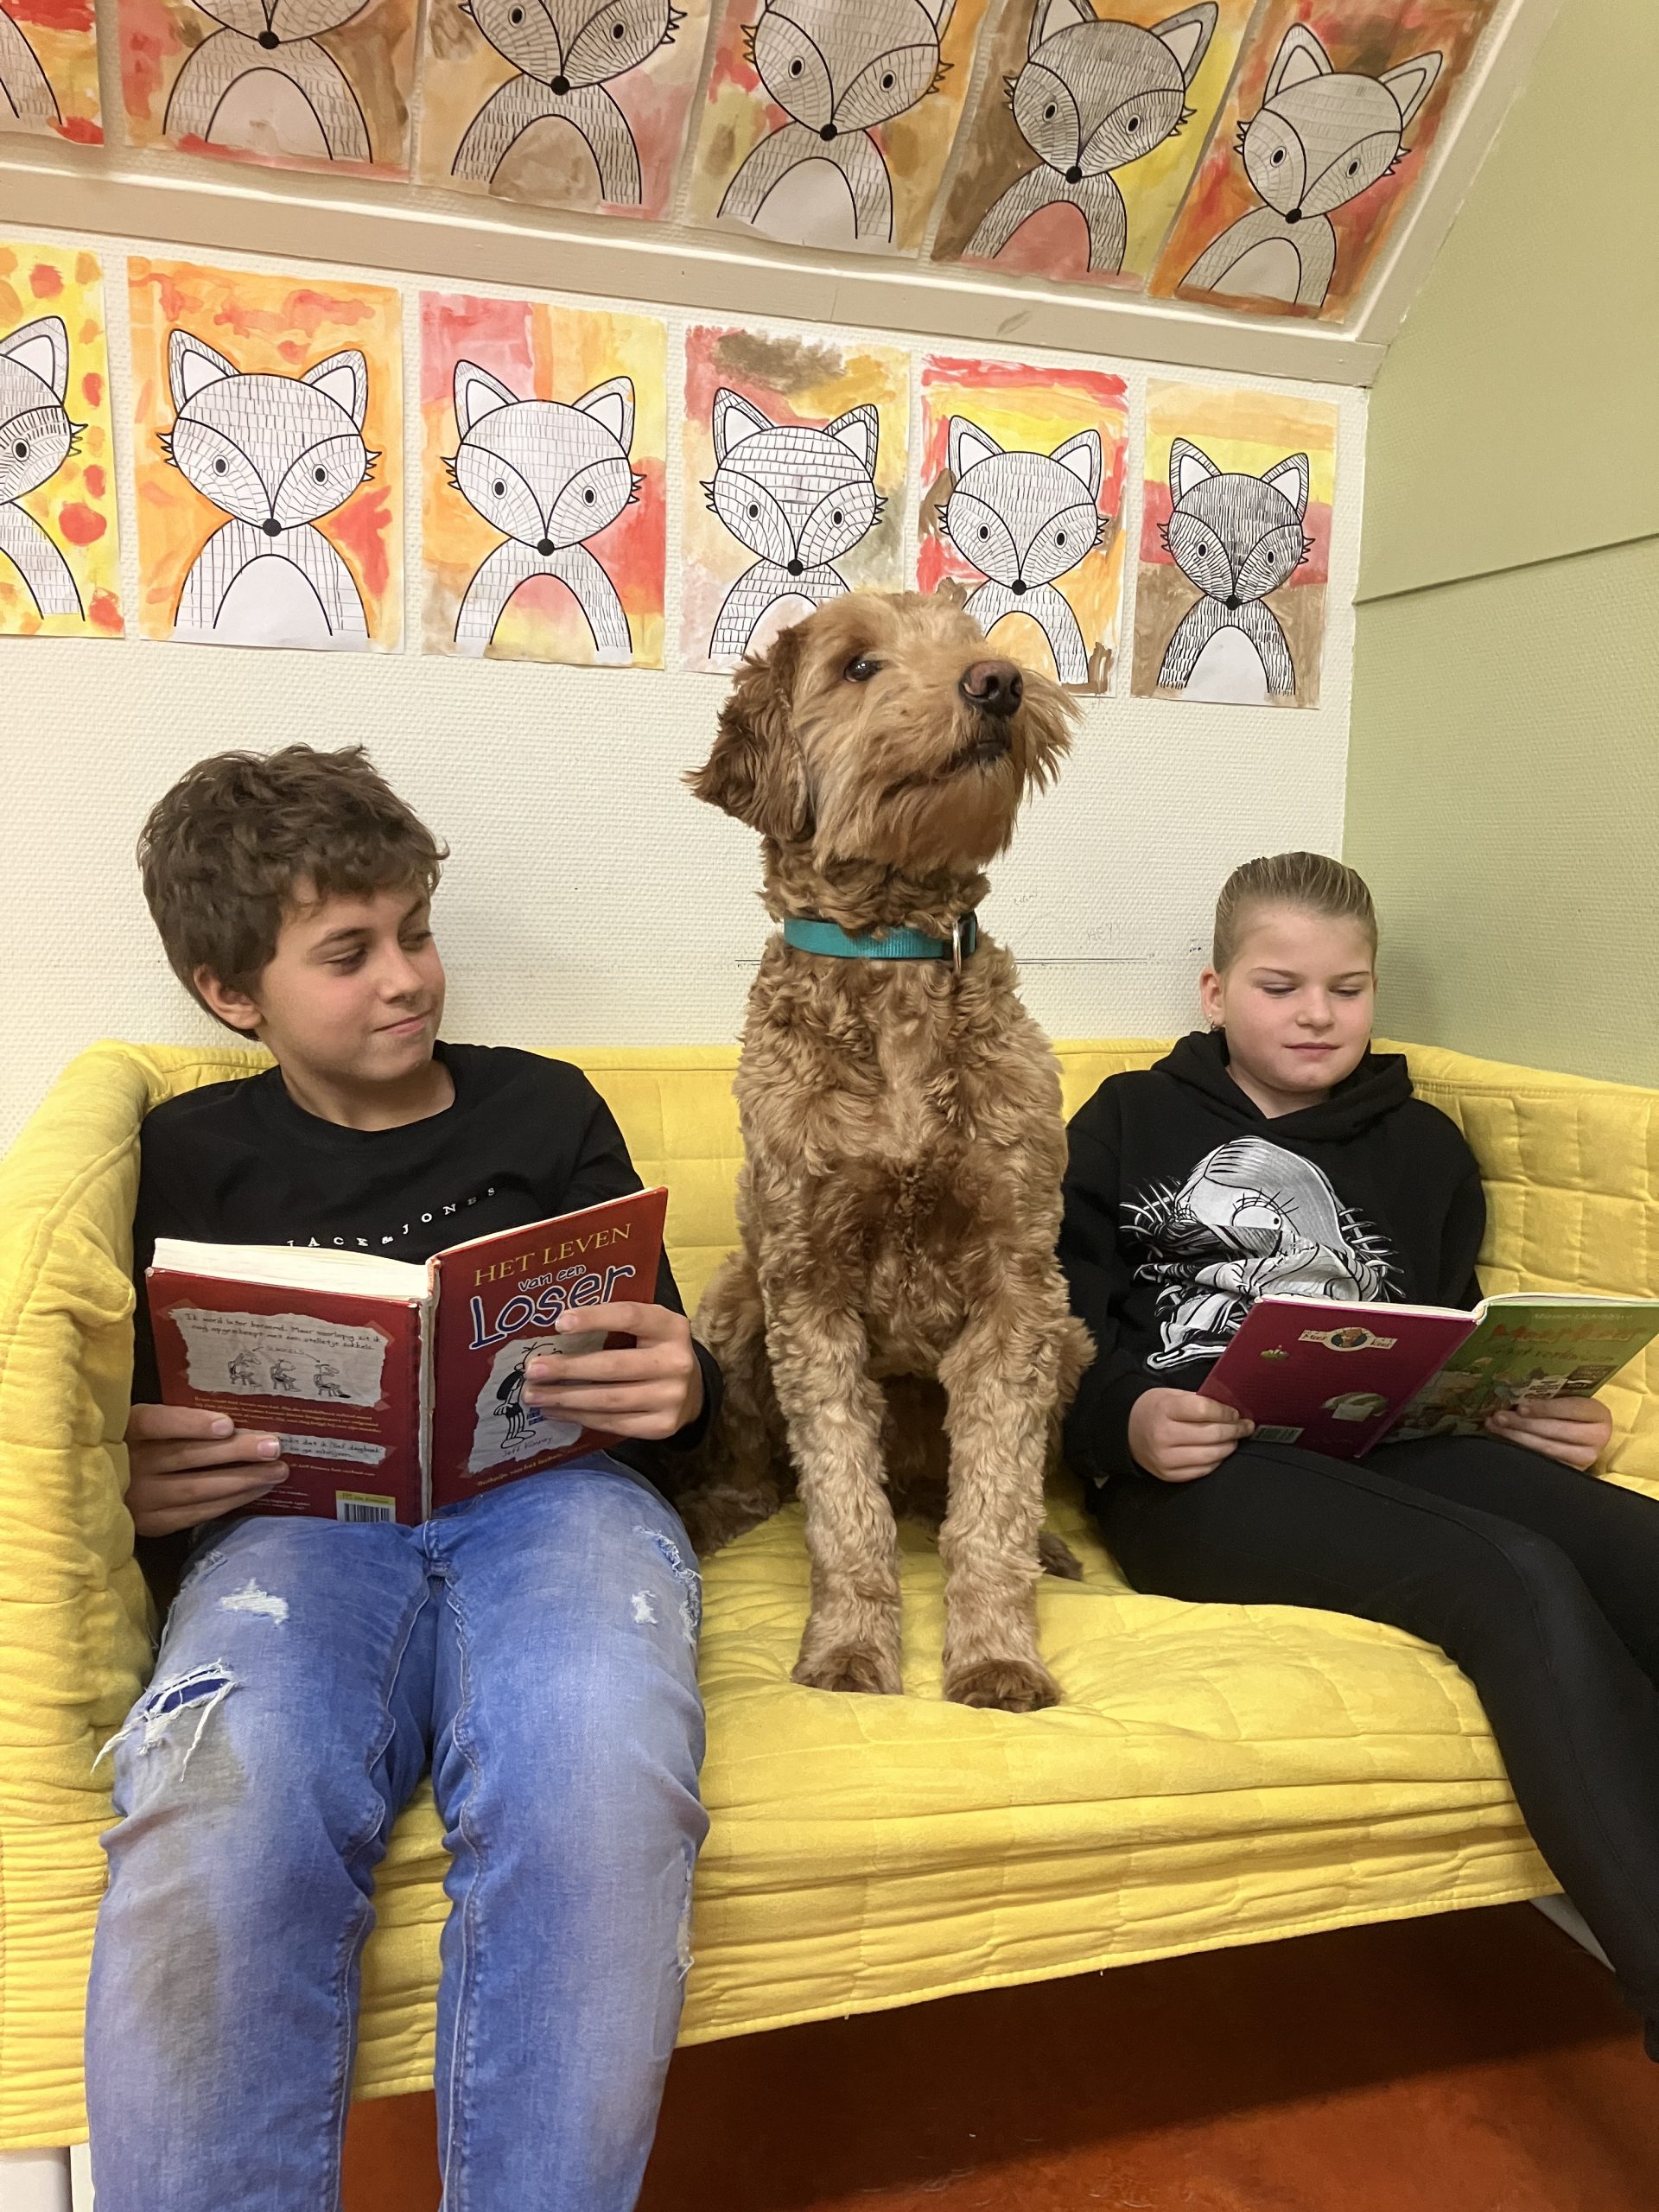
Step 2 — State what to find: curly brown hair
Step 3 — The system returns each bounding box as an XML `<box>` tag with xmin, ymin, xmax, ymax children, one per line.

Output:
<box><xmin>139</xmin><ymin>745</ymin><xmax>446</xmax><ymax>1024</ymax></box>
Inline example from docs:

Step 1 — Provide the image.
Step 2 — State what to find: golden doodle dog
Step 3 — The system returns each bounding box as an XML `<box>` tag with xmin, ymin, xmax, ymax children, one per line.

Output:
<box><xmin>682</xmin><ymin>587</ymin><xmax>1094</xmax><ymax>1713</ymax></box>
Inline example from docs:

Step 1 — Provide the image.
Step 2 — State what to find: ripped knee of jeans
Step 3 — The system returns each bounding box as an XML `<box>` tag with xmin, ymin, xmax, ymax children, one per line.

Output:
<box><xmin>676</xmin><ymin>1843</ymin><xmax>696</xmax><ymax>1979</ymax></box>
<box><xmin>94</xmin><ymin>1663</ymin><xmax>237</xmax><ymax>1774</ymax></box>
<box><xmin>636</xmin><ymin>1525</ymin><xmax>702</xmax><ymax>1643</ymax></box>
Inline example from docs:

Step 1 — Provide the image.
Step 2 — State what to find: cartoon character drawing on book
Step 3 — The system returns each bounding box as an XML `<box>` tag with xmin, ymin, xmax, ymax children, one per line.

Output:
<box><xmin>0</xmin><ymin>314</ymin><xmax>85</xmax><ymax>621</ymax></box>
<box><xmin>940</xmin><ymin>414</ymin><xmax>1104</xmax><ymax>684</ymax></box>
<box><xmin>0</xmin><ymin>9</ymin><xmax>60</xmax><ymax>131</ymax></box>
<box><xmin>162</xmin><ymin>328</ymin><xmax>376</xmax><ymax>648</ymax></box>
<box><xmin>1323</xmin><ymin>1389</ymin><xmax>1389</xmax><ymax>1424</ymax></box>
<box><xmin>269</xmin><ymin>1356</ymin><xmax>301</xmax><ymax>1391</ymax></box>
<box><xmin>447</xmin><ymin>359</ymin><xmax>638</xmax><ymax>660</ymax></box>
<box><xmin>314</xmin><ymin>1358</ymin><xmax>351</xmax><ymax>1397</ymax></box>
<box><xmin>716</xmin><ymin>0</ymin><xmax>955</xmax><ymax>248</ymax></box>
<box><xmin>965</xmin><ymin>1</ymin><xmax>1215</xmax><ymax>275</ymax></box>
<box><xmin>468</xmin><ymin>1335</ymin><xmax>588</xmax><ymax>1474</ymax></box>
<box><xmin>704</xmin><ymin>386</ymin><xmax>882</xmax><ymax>661</ymax></box>
<box><xmin>450</xmin><ymin>0</ymin><xmax>683</xmax><ymax>203</ymax></box>
<box><xmin>1128</xmin><ymin>1136</ymin><xmax>1394</xmax><ymax>1370</ymax></box>
<box><xmin>1155</xmin><ymin>436</ymin><xmax>1313</xmax><ymax>702</ymax></box>
<box><xmin>161</xmin><ymin>0</ymin><xmax>375</xmax><ymax>164</ymax></box>
<box><xmin>227</xmin><ymin>1348</ymin><xmax>262</xmax><ymax>1387</ymax></box>
<box><xmin>1180</xmin><ymin>23</ymin><xmax>1442</xmax><ymax>311</ymax></box>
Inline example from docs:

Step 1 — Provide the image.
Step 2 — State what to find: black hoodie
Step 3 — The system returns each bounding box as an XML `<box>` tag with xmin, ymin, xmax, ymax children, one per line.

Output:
<box><xmin>1059</xmin><ymin>1029</ymin><xmax>1486</xmax><ymax>1485</ymax></box>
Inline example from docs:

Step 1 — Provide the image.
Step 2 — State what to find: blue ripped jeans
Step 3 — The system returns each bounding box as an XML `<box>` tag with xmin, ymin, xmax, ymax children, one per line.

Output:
<box><xmin>86</xmin><ymin>1457</ymin><xmax>707</xmax><ymax>2212</ymax></box>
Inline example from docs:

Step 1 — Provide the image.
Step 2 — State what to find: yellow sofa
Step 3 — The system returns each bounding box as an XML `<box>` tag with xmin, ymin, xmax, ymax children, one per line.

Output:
<box><xmin>3</xmin><ymin>1036</ymin><xmax>1657</xmax><ymax>2148</ymax></box>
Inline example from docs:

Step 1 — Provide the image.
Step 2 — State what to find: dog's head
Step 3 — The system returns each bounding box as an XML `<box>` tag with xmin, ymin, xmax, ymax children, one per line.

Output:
<box><xmin>689</xmin><ymin>589</ymin><xmax>1076</xmax><ymax>874</ymax></box>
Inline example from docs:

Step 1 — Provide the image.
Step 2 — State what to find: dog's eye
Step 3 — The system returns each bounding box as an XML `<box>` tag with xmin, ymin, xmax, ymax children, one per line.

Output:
<box><xmin>843</xmin><ymin>656</ymin><xmax>879</xmax><ymax>683</ymax></box>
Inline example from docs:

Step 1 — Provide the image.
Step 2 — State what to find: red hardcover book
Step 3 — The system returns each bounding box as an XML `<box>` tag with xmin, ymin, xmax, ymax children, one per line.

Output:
<box><xmin>146</xmin><ymin>1187</ymin><xmax>669</xmax><ymax>1522</ymax></box>
<box><xmin>1197</xmin><ymin>1295</ymin><xmax>1478</xmax><ymax>1459</ymax></box>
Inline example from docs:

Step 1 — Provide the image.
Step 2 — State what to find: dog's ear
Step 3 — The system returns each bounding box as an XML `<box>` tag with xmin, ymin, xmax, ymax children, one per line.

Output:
<box><xmin>687</xmin><ymin>622</ymin><xmax>811</xmax><ymax>840</ymax></box>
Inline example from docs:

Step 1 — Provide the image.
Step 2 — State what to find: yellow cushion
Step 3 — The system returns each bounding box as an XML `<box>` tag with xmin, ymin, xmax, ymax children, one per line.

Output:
<box><xmin>3</xmin><ymin>1037</ymin><xmax>1656</xmax><ymax>2145</ymax></box>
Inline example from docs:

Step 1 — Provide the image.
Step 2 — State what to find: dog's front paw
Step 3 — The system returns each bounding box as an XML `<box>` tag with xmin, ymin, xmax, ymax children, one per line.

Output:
<box><xmin>792</xmin><ymin>1643</ymin><xmax>902</xmax><ymax>1696</ymax></box>
<box><xmin>945</xmin><ymin>1656</ymin><xmax>1060</xmax><ymax>1713</ymax></box>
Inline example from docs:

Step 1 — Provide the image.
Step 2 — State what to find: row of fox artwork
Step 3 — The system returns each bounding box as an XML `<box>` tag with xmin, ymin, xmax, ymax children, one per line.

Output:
<box><xmin>3</xmin><ymin>0</ymin><xmax>1494</xmax><ymax>321</ymax></box>
<box><xmin>0</xmin><ymin>242</ymin><xmax>1337</xmax><ymax>707</ymax></box>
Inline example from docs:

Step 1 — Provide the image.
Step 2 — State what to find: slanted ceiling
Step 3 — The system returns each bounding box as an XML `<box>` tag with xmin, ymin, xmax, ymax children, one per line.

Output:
<box><xmin>0</xmin><ymin>0</ymin><xmax>1562</xmax><ymax>384</ymax></box>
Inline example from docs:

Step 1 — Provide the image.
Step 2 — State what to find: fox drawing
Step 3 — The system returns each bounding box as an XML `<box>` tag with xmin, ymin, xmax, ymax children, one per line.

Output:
<box><xmin>451</xmin><ymin>0</ymin><xmax>682</xmax><ymax>204</ymax></box>
<box><xmin>1182</xmin><ymin>23</ymin><xmax>1442</xmax><ymax>310</ymax></box>
<box><xmin>704</xmin><ymin>387</ymin><xmax>882</xmax><ymax>662</ymax></box>
<box><xmin>162</xmin><ymin>328</ymin><xmax>375</xmax><ymax>648</ymax></box>
<box><xmin>0</xmin><ymin>314</ymin><xmax>84</xmax><ymax>622</ymax></box>
<box><xmin>1155</xmin><ymin>435</ymin><xmax>1313</xmax><ymax>702</ymax></box>
<box><xmin>162</xmin><ymin>0</ymin><xmax>374</xmax><ymax>164</ymax></box>
<box><xmin>966</xmin><ymin>1</ymin><xmax>1216</xmax><ymax>276</ymax></box>
<box><xmin>718</xmin><ymin>0</ymin><xmax>955</xmax><ymax>248</ymax></box>
<box><xmin>941</xmin><ymin>416</ymin><xmax>1104</xmax><ymax>685</ymax></box>
<box><xmin>447</xmin><ymin>360</ymin><xmax>638</xmax><ymax>661</ymax></box>
<box><xmin>0</xmin><ymin>7</ymin><xmax>60</xmax><ymax>132</ymax></box>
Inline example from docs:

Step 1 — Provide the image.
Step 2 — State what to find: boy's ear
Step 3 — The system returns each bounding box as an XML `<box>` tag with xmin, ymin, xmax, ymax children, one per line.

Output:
<box><xmin>193</xmin><ymin>965</ymin><xmax>264</xmax><ymax>1037</ymax></box>
<box><xmin>687</xmin><ymin>620</ymin><xmax>811</xmax><ymax>841</ymax></box>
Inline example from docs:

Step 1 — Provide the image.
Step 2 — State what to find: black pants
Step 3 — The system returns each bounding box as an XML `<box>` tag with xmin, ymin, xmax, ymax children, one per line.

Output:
<box><xmin>1096</xmin><ymin>1434</ymin><xmax>1659</xmax><ymax>2026</ymax></box>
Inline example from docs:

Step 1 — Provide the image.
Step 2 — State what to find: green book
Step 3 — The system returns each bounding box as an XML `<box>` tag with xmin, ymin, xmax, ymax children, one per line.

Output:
<box><xmin>1393</xmin><ymin>1294</ymin><xmax>1659</xmax><ymax>1441</ymax></box>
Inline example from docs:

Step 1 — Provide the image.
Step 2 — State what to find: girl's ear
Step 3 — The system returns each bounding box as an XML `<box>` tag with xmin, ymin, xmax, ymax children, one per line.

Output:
<box><xmin>1198</xmin><ymin>963</ymin><xmax>1224</xmax><ymax>1031</ymax></box>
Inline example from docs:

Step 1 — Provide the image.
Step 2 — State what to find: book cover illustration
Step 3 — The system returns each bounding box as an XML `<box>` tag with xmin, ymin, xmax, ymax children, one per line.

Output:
<box><xmin>1198</xmin><ymin>1297</ymin><xmax>1474</xmax><ymax>1459</ymax></box>
<box><xmin>429</xmin><ymin>1185</ymin><xmax>666</xmax><ymax>1503</ymax></box>
<box><xmin>1395</xmin><ymin>1303</ymin><xmax>1659</xmax><ymax>1440</ymax></box>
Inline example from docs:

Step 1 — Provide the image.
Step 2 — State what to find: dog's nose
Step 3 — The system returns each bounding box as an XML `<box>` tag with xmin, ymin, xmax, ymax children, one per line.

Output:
<box><xmin>960</xmin><ymin>659</ymin><xmax>1024</xmax><ymax>720</ymax></box>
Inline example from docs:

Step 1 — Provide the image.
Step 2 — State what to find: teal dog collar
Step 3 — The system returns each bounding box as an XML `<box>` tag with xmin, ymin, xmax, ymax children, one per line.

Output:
<box><xmin>783</xmin><ymin>913</ymin><xmax>980</xmax><ymax>969</ymax></box>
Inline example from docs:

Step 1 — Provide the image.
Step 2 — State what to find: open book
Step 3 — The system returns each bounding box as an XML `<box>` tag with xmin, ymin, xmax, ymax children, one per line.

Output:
<box><xmin>146</xmin><ymin>1186</ymin><xmax>668</xmax><ymax>1522</ymax></box>
<box><xmin>1198</xmin><ymin>1292</ymin><xmax>1659</xmax><ymax>1460</ymax></box>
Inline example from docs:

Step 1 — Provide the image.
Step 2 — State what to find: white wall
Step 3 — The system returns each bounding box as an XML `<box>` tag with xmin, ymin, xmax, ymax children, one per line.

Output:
<box><xmin>0</xmin><ymin>224</ymin><xmax>1367</xmax><ymax>1150</ymax></box>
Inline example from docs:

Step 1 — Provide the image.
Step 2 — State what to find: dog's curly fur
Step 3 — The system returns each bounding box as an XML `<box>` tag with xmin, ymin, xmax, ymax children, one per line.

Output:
<box><xmin>681</xmin><ymin>588</ymin><xmax>1094</xmax><ymax>1713</ymax></box>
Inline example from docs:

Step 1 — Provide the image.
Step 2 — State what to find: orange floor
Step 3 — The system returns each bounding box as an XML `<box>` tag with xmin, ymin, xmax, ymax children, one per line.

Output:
<box><xmin>342</xmin><ymin>1903</ymin><xmax>1659</xmax><ymax>2210</ymax></box>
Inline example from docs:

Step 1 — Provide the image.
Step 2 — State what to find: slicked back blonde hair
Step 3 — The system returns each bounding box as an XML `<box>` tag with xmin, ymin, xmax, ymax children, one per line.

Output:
<box><xmin>1212</xmin><ymin>851</ymin><xmax>1378</xmax><ymax>972</ymax></box>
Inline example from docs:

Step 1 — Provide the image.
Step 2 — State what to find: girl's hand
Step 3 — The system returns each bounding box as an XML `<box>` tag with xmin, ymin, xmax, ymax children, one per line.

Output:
<box><xmin>523</xmin><ymin>1304</ymin><xmax>704</xmax><ymax>1440</ymax></box>
<box><xmin>1128</xmin><ymin>1388</ymin><xmax>1254</xmax><ymax>1483</ymax></box>
<box><xmin>1486</xmin><ymin>1394</ymin><xmax>1611</xmax><ymax>1471</ymax></box>
<box><xmin>124</xmin><ymin>1402</ymin><xmax>285</xmax><ymax>1536</ymax></box>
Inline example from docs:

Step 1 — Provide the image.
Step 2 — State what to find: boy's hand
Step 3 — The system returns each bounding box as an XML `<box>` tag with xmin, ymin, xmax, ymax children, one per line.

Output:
<box><xmin>1486</xmin><ymin>1394</ymin><xmax>1611</xmax><ymax>1471</ymax></box>
<box><xmin>1128</xmin><ymin>1388</ymin><xmax>1254</xmax><ymax>1483</ymax></box>
<box><xmin>123</xmin><ymin>1403</ymin><xmax>285</xmax><ymax>1536</ymax></box>
<box><xmin>524</xmin><ymin>1305</ymin><xmax>704</xmax><ymax>1441</ymax></box>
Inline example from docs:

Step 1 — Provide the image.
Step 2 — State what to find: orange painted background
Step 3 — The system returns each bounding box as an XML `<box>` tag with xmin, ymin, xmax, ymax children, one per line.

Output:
<box><xmin>127</xmin><ymin>257</ymin><xmax>403</xmax><ymax>646</ymax></box>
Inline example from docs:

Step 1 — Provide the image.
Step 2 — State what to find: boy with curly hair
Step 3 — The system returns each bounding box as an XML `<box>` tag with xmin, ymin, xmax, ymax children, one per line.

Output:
<box><xmin>87</xmin><ymin>743</ymin><xmax>717</xmax><ymax>2211</ymax></box>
